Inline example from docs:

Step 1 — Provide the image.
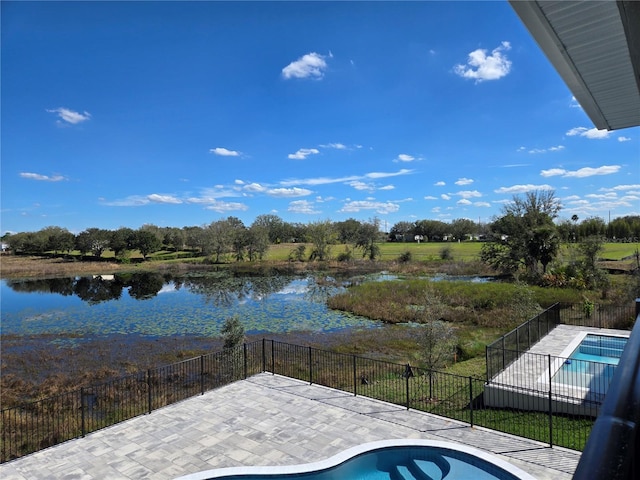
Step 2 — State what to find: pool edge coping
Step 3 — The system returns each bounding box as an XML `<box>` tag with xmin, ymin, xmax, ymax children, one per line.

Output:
<box><xmin>172</xmin><ymin>439</ymin><xmax>538</xmax><ymax>480</ymax></box>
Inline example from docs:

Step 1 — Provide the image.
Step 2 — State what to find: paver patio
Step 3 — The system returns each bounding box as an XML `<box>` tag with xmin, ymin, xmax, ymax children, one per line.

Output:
<box><xmin>0</xmin><ymin>373</ymin><xmax>581</xmax><ymax>479</ymax></box>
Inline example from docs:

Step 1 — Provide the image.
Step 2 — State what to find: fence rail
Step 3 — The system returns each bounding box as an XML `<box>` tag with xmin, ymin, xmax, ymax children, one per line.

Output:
<box><xmin>2</xmin><ymin>302</ymin><xmax>637</xmax><ymax>464</ymax></box>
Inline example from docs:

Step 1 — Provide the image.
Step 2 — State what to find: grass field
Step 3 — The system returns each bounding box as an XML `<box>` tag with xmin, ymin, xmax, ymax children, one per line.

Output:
<box><xmin>265</xmin><ymin>241</ymin><xmax>638</xmax><ymax>262</ymax></box>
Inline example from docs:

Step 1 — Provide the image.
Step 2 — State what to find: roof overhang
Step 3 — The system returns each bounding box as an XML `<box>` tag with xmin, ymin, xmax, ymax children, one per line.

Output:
<box><xmin>509</xmin><ymin>0</ymin><xmax>640</xmax><ymax>131</ymax></box>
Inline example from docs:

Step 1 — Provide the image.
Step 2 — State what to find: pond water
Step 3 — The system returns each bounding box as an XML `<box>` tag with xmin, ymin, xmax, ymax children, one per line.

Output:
<box><xmin>1</xmin><ymin>272</ymin><xmax>381</xmax><ymax>340</ymax></box>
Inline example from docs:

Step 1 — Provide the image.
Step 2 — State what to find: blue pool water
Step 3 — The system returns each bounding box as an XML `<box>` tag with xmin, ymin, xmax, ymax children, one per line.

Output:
<box><xmin>553</xmin><ymin>334</ymin><xmax>627</xmax><ymax>392</ymax></box>
<box><xmin>180</xmin><ymin>443</ymin><xmax>533</xmax><ymax>480</ymax></box>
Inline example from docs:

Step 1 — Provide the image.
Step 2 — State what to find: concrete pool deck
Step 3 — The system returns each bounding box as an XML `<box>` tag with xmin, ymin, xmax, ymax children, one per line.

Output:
<box><xmin>485</xmin><ymin>325</ymin><xmax>631</xmax><ymax>416</ymax></box>
<box><xmin>0</xmin><ymin>373</ymin><xmax>580</xmax><ymax>480</ymax></box>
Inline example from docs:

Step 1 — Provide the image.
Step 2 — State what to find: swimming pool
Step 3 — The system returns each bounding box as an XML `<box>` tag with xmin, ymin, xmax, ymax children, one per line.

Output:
<box><xmin>553</xmin><ymin>334</ymin><xmax>627</xmax><ymax>392</ymax></box>
<box><xmin>174</xmin><ymin>440</ymin><xmax>536</xmax><ymax>480</ymax></box>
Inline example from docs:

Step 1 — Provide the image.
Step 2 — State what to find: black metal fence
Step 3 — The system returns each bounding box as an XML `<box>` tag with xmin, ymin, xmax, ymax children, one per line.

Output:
<box><xmin>2</xmin><ymin>303</ymin><xmax>636</xmax><ymax>464</ymax></box>
<box><xmin>486</xmin><ymin>302</ymin><xmax>636</xmax><ymax>380</ymax></box>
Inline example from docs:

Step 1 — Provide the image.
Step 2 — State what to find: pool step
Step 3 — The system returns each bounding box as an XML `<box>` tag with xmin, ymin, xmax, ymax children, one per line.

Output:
<box><xmin>391</xmin><ymin>460</ymin><xmax>445</xmax><ymax>480</ymax></box>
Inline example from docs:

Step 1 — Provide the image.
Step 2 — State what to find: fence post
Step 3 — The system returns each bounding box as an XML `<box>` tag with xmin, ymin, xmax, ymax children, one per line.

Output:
<box><xmin>547</xmin><ymin>354</ymin><xmax>553</xmax><ymax>447</ymax></box>
<box><xmin>271</xmin><ymin>339</ymin><xmax>275</xmax><ymax>375</ymax></box>
<box><xmin>404</xmin><ymin>364</ymin><xmax>413</xmax><ymax>410</ymax></box>
<box><xmin>308</xmin><ymin>346</ymin><xmax>313</xmax><ymax>385</ymax></box>
<box><xmin>80</xmin><ymin>387</ymin><xmax>86</xmax><ymax>438</ymax></box>
<box><xmin>147</xmin><ymin>369</ymin><xmax>153</xmax><ymax>414</ymax></box>
<box><xmin>501</xmin><ymin>337</ymin><xmax>506</xmax><ymax>371</ymax></box>
<box><xmin>469</xmin><ymin>376</ymin><xmax>474</xmax><ymax>427</ymax></box>
<box><xmin>353</xmin><ymin>355</ymin><xmax>357</xmax><ymax>397</ymax></box>
<box><xmin>262</xmin><ymin>338</ymin><xmax>266</xmax><ymax>373</ymax></box>
<box><xmin>243</xmin><ymin>343</ymin><xmax>248</xmax><ymax>379</ymax></box>
<box><xmin>200</xmin><ymin>355</ymin><xmax>205</xmax><ymax>395</ymax></box>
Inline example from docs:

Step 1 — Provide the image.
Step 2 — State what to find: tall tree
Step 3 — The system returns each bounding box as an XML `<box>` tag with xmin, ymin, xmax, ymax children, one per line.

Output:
<box><xmin>306</xmin><ymin>220</ymin><xmax>336</xmax><ymax>261</ymax></box>
<box><xmin>133</xmin><ymin>229</ymin><xmax>162</xmax><ymax>260</ymax></box>
<box><xmin>354</xmin><ymin>217</ymin><xmax>381</xmax><ymax>260</ymax></box>
<box><xmin>481</xmin><ymin>190</ymin><xmax>561</xmax><ymax>277</ymax></box>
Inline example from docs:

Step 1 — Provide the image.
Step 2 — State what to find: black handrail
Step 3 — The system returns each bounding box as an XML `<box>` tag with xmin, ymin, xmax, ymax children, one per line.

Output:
<box><xmin>573</xmin><ymin>301</ymin><xmax>640</xmax><ymax>480</ymax></box>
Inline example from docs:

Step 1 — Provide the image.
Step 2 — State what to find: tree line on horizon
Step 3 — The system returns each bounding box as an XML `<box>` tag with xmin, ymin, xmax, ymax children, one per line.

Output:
<box><xmin>3</xmin><ymin>196</ymin><xmax>639</xmax><ymax>266</ymax></box>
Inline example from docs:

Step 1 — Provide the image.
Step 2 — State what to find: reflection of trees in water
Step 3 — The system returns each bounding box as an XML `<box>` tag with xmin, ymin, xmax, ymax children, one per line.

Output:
<box><xmin>177</xmin><ymin>272</ymin><xmax>294</xmax><ymax>307</ymax></box>
<box><xmin>4</xmin><ymin>271</ymin><xmax>329</xmax><ymax>306</ymax></box>
<box><xmin>74</xmin><ymin>277</ymin><xmax>124</xmax><ymax>304</ymax></box>
<box><xmin>126</xmin><ymin>272</ymin><xmax>165</xmax><ymax>300</ymax></box>
<box><xmin>6</xmin><ymin>272</ymin><xmax>166</xmax><ymax>304</ymax></box>
<box><xmin>7</xmin><ymin>277</ymin><xmax>76</xmax><ymax>296</ymax></box>
<box><xmin>304</xmin><ymin>275</ymin><xmax>345</xmax><ymax>304</ymax></box>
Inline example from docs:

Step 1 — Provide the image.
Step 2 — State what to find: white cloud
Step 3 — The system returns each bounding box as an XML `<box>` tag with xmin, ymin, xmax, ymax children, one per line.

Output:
<box><xmin>618</xmin><ymin>136</ymin><xmax>631</xmax><ymax>142</ymax></box>
<box><xmin>46</xmin><ymin>107</ymin><xmax>91</xmax><ymax>124</ymax></box>
<box><xmin>454</xmin><ymin>41</ymin><xmax>512</xmax><ymax>82</ymax></box>
<box><xmin>348</xmin><ymin>181</ymin><xmax>374</xmax><ymax>191</ymax></box>
<box><xmin>365</xmin><ymin>169</ymin><xmax>413</xmax><ymax>179</ymax></box>
<box><xmin>540</xmin><ymin>165</ymin><xmax>621</xmax><ymax>178</ymax></box>
<box><xmin>340</xmin><ymin>200</ymin><xmax>400</xmax><ymax>214</ymax></box>
<box><xmin>288</xmin><ymin>148</ymin><xmax>320</xmax><ymax>160</ymax></box>
<box><xmin>600</xmin><ymin>184</ymin><xmax>640</xmax><ymax>192</ymax></box>
<box><xmin>441</xmin><ymin>194</ymin><xmax>451</xmax><ymax>200</ymax></box>
<box><xmin>319</xmin><ymin>143</ymin><xmax>347</xmax><ymax>149</ymax></box>
<box><xmin>566</xmin><ymin>127</ymin><xmax>611</xmax><ymax>139</ymax></box>
<box><xmin>267</xmin><ymin>187</ymin><xmax>312</xmax><ymax>198</ymax></box>
<box><xmin>242</xmin><ymin>183</ymin><xmax>268</xmax><ymax>193</ymax></box>
<box><xmin>456</xmin><ymin>190</ymin><xmax>482</xmax><ymax>199</ymax></box>
<box><xmin>455</xmin><ymin>178</ymin><xmax>474</xmax><ymax>186</ymax></box>
<box><xmin>394</xmin><ymin>154</ymin><xmax>415</xmax><ymax>162</ymax></box>
<box><xmin>528</xmin><ymin>145</ymin><xmax>565</xmax><ymax>154</ymax></box>
<box><xmin>210</xmin><ymin>147</ymin><xmax>240</xmax><ymax>157</ymax></box>
<box><xmin>205</xmin><ymin>200</ymin><xmax>249</xmax><ymax>213</ymax></box>
<box><xmin>20</xmin><ymin>172</ymin><xmax>66</xmax><ymax>182</ymax></box>
<box><xmin>495</xmin><ymin>184</ymin><xmax>554</xmax><ymax>194</ymax></box>
<box><xmin>569</xmin><ymin>96</ymin><xmax>581</xmax><ymax>109</ymax></box>
<box><xmin>288</xmin><ymin>200</ymin><xmax>321</xmax><ymax>214</ymax></box>
<box><xmin>280</xmin><ymin>169</ymin><xmax>413</xmax><ymax>187</ymax></box>
<box><xmin>379</xmin><ymin>185</ymin><xmax>395</xmax><ymax>191</ymax></box>
<box><xmin>434</xmin><ymin>181</ymin><xmax>446</xmax><ymax>186</ymax></box>
<box><xmin>282</xmin><ymin>52</ymin><xmax>328</xmax><ymax>80</ymax></box>
<box><xmin>457</xmin><ymin>199</ymin><xmax>472</xmax><ymax>205</ymax></box>
<box><xmin>475</xmin><ymin>201</ymin><xmax>491</xmax><ymax>207</ymax></box>
<box><xmin>424</xmin><ymin>195</ymin><xmax>438</xmax><ymax>200</ymax></box>
<box><xmin>147</xmin><ymin>194</ymin><xmax>182</xmax><ymax>204</ymax></box>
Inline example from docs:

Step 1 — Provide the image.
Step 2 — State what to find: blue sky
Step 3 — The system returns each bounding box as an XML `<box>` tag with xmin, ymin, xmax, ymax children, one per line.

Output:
<box><xmin>2</xmin><ymin>1</ymin><xmax>638</xmax><ymax>235</ymax></box>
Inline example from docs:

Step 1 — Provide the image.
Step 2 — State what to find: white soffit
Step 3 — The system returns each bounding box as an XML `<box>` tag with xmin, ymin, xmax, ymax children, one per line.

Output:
<box><xmin>510</xmin><ymin>1</ymin><xmax>640</xmax><ymax>131</ymax></box>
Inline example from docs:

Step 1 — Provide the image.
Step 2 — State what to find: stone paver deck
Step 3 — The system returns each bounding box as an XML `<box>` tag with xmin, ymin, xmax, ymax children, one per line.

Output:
<box><xmin>0</xmin><ymin>373</ymin><xmax>581</xmax><ymax>480</ymax></box>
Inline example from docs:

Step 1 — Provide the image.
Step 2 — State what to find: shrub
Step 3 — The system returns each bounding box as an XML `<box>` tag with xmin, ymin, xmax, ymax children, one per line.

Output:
<box><xmin>398</xmin><ymin>250</ymin><xmax>412</xmax><ymax>263</ymax></box>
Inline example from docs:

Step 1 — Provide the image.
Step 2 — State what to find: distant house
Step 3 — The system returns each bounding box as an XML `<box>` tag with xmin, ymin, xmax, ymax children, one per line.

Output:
<box><xmin>1</xmin><ymin>243</ymin><xmax>9</xmax><ymax>253</ymax></box>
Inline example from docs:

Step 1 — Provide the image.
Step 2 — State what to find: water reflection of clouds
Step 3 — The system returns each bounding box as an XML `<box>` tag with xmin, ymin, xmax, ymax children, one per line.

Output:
<box><xmin>158</xmin><ymin>283</ymin><xmax>179</xmax><ymax>294</ymax></box>
<box><xmin>274</xmin><ymin>280</ymin><xmax>308</xmax><ymax>296</ymax></box>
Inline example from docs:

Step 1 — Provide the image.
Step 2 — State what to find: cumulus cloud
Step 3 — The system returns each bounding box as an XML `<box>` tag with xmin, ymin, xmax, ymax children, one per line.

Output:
<box><xmin>340</xmin><ymin>200</ymin><xmax>400</xmax><ymax>214</ymax></box>
<box><xmin>434</xmin><ymin>181</ymin><xmax>446</xmax><ymax>186</ymax></box>
<box><xmin>540</xmin><ymin>165</ymin><xmax>620</xmax><ymax>178</ymax></box>
<box><xmin>319</xmin><ymin>143</ymin><xmax>347</xmax><ymax>149</ymax></box>
<box><xmin>147</xmin><ymin>194</ymin><xmax>182</xmax><ymax>204</ymax></box>
<box><xmin>618</xmin><ymin>136</ymin><xmax>631</xmax><ymax>142</ymax></box>
<box><xmin>20</xmin><ymin>172</ymin><xmax>66</xmax><ymax>182</ymax></box>
<box><xmin>454</xmin><ymin>41</ymin><xmax>512</xmax><ymax>82</ymax></box>
<box><xmin>456</xmin><ymin>190</ymin><xmax>482</xmax><ymax>199</ymax></box>
<box><xmin>457</xmin><ymin>199</ymin><xmax>472</xmax><ymax>206</ymax></box>
<box><xmin>441</xmin><ymin>194</ymin><xmax>451</xmax><ymax>200</ymax></box>
<box><xmin>210</xmin><ymin>147</ymin><xmax>240</xmax><ymax>156</ymax></box>
<box><xmin>495</xmin><ymin>184</ymin><xmax>554</xmax><ymax>194</ymax></box>
<box><xmin>288</xmin><ymin>148</ymin><xmax>320</xmax><ymax>160</ymax></box>
<box><xmin>282</xmin><ymin>52</ymin><xmax>329</xmax><ymax>80</ymax></box>
<box><xmin>288</xmin><ymin>200</ymin><xmax>321</xmax><ymax>214</ymax></box>
<box><xmin>527</xmin><ymin>145</ymin><xmax>565</xmax><ymax>154</ymax></box>
<box><xmin>566</xmin><ymin>127</ymin><xmax>611</xmax><ymax>139</ymax></box>
<box><xmin>379</xmin><ymin>185</ymin><xmax>395</xmax><ymax>190</ymax></box>
<box><xmin>205</xmin><ymin>200</ymin><xmax>249</xmax><ymax>213</ymax></box>
<box><xmin>46</xmin><ymin>107</ymin><xmax>91</xmax><ymax>125</ymax></box>
<box><xmin>394</xmin><ymin>154</ymin><xmax>416</xmax><ymax>162</ymax></box>
<box><xmin>424</xmin><ymin>195</ymin><xmax>438</xmax><ymax>200</ymax></box>
<box><xmin>455</xmin><ymin>178</ymin><xmax>474</xmax><ymax>186</ymax></box>
<box><xmin>267</xmin><ymin>187</ymin><xmax>312</xmax><ymax>198</ymax></box>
